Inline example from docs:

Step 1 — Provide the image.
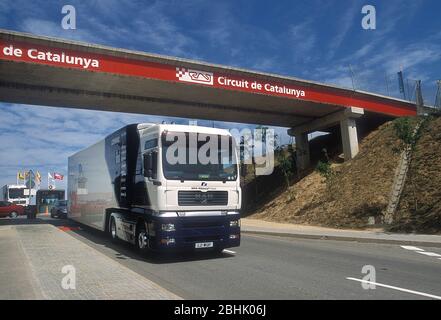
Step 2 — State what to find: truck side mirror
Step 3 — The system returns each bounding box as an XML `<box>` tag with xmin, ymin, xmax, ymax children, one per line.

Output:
<box><xmin>143</xmin><ymin>153</ymin><xmax>151</xmax><ymax>178</ymax></box>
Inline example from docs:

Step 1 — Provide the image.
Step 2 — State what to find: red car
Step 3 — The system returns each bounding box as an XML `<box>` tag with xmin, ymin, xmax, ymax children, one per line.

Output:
<box><xmin>0</xmin><ymin>201</ymin><xmax>25</xmax><ymax>218</ymax></box>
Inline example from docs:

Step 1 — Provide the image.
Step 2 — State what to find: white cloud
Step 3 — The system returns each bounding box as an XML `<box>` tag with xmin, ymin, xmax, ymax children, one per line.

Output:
<box><xmin>20</xmin><ymin>18</ymin><xmax>99</xmax><ymax>43</ymax></box>
<box><xmin>326</xmin><ymin>0</ymin><xmax>361</xmax><ymax>59</ymax></box>
<box><xmin>289</xmin><ymin>19</ymin><xmax>317</xmax><ymax>61</ymax></box>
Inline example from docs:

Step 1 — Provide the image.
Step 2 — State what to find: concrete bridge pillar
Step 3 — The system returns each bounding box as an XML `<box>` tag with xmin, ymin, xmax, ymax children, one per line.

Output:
<box><xmin>294</xmin><ymin>132</ymin><xmax>310</xmax><ymax>172</ymax></box>
<box><xmin>340</xmin><ymin>117</ymin><xmax>359</xmax><ymax>161</ymax></box>
<box><xmin>288</xmin><ymin>106</ymin><xmax>364</xmax><ymax>173</ymax></box>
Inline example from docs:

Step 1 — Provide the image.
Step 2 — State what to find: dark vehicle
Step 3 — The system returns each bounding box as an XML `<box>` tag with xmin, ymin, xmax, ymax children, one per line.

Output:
<box><xmin>35</xmin><ymin>189</ymin><xmax>65</xmax><ymax>214</ymax></box>
<box><xmin>50</xmin><ymin>200</ymin><xmax>68</xmax><ymax>218</ymax></box>
<box><xmin>0</xmin><ymin>201</ymin><xmax>25</xmax><ymax>218</ymax></box>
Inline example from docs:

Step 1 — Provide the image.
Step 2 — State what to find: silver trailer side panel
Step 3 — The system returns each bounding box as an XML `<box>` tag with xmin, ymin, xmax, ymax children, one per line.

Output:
<box><xmin>68</xmin><ymin>139</ymin><xmax>117</xmax><ymax>231</ymax></box>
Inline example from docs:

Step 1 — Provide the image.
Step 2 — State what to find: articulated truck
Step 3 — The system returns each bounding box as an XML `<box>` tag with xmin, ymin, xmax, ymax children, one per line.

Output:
<box><xmin>68</xmin><ymin>123</ymin><xmax>241</xmax><ymax>253</ymax></box>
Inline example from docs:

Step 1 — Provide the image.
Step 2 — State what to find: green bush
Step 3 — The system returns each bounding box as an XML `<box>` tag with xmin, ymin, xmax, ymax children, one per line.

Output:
<box><xmin>393</xmin><ymin>117</ymin><xmax>415</xmax><ymax>146</ymax></box>
<box><xmin>316</xmin><ymin>160</ymin><xmax>333</xmax><ymax>180</ymax></box>
<box><xmin>276</xmin><ymin>148</ymin><xmax>294</xmax><ymax>188</ymax></box>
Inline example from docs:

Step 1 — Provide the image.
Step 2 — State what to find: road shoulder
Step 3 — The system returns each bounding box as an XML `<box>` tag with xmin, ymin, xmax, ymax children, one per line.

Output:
<box><xmin>0</xmin><ymin>226</ymin><xmax>44</xmax><ymax>299</ymax></box>
<box><xmin>0</xmin><ymin>224</ymin><xmax>180</xmax><ymax>300</ymax></box>
<box><xmin>242</xmin><ymin>218</ymin><xmax>441</xmax><ymax>247</ymax></box>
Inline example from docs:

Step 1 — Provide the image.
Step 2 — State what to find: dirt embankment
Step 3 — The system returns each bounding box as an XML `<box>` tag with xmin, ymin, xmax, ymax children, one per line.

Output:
<box><xmin>391</xmin><ymin>116</ymin><xmax>441</xmax><ymax>233</ymax></box>
<box><xmin>251</xmin><ymin>121</ymin><xmax>403</xmax><ymax>229</ymax></box>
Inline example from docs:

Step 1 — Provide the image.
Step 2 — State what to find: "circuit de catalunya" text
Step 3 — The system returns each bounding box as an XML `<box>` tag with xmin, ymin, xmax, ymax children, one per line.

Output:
<box><xmin>217</xmin><ymin>76</ymin><xmax>306</xmax><ymax>98</ymax></box>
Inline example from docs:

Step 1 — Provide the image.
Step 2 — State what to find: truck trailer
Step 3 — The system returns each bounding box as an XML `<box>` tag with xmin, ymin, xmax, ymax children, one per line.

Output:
<box><xmin>67</xmin><ymin>123</ymin><xmax>241</xmax><ymax>253</ymax></box>
<box><xmin>0</xmin><ymin>184</ymin><xmax>36</xmax><ymax>206</ymax></box>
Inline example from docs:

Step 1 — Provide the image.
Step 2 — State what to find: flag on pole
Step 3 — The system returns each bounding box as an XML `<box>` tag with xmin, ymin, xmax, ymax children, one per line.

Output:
<box><xmin>53</xmin><ymin>173</ymin><xmax>64</xmax><ymax>180</ymax></box>
<box><xmin>35</xmin><ymin>171</ymin><xmax>41</xmax><ymax>188</ymax></box>
<box><xmin>48</xmin><ymin>172</ymin><xmax>56</xmax><ymax>190</ymax></box>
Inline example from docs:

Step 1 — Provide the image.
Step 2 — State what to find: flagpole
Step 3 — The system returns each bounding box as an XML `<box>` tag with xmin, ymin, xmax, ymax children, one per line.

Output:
<box><xmin>28</xmin><ymin>169</ymin><xmax>32</xmax><ymax>208</ymax></box>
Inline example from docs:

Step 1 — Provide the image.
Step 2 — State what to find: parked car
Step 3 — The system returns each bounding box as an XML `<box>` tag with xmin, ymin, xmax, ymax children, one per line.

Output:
<box><xmin>50</xmin><ymin>200</ymin><xmax>68</xmax><ymax>218</ymax></box>
<box><xmin>0</xmin><ymin>201</ymin><xmax>25</xmax><ymax>218</ymax></box>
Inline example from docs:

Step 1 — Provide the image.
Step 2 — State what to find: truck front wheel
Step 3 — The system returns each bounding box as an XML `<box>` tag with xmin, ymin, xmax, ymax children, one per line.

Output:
<box><xmin>136</xmin><ymin>223</ymin><xmax>149</xmax><ymax>255</ymax></box>
<box><xmin>110</xmin><ymin>217</ymin><xmax>118</xmax><ymax>242</ymax></box>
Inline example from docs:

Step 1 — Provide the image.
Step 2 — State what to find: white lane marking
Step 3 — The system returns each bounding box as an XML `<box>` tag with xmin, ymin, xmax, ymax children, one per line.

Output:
<box><xmin>346</xmin><ymin>277</ymin><xmax>441</xmax><ymax>300</ymax></box>
<box><xmin>400</xmin><ymin>245</ymin><xmax>424</xmax><ymax>251</ymax></box>
<box><xmin>223</xmin><ymin>249</ymin><xmax>236</xmax><ymax>255</ymax></box>
<box><xmin>400</xmin><ymin>245</ymin><xmax>441</xmax><ymax>261</ymax></box>
<box><xmin>418</xmin><ymin>251</ymin><xmax>441</xmax><ymax>257</ymax></box>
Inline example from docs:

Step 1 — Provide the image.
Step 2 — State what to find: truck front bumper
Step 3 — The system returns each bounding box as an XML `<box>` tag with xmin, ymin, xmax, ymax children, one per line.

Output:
<box><xmin>147</xmin><ymin>212</ymin><xmax>241</xmax><ymax>252</ymax></box>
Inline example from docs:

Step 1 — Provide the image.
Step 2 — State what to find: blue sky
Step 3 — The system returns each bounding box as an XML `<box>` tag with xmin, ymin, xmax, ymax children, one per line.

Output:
<box><xmin>1</xmin><ymin>0</ymin><xmax>440</xmax><ymax>190</ymax></box>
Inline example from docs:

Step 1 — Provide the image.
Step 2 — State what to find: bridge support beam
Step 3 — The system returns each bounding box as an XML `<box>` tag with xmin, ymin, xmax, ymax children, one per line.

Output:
<box><xmin>340</xmin><ymin>117</ymin><xmax>359</xmax><ymax>161</ymax></box>
<box><xmin>288</xmin><ymin>107</ymin><xmax>364</xmax><ymax>172</ymax></box>
<box><xmin>294</xmin><ymin>132</ymin><xmax>310</xmax><ymax>172</ymax></box>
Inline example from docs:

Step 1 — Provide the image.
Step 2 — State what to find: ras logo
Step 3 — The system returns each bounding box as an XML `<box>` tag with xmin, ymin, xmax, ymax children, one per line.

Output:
<box><xmin>176</xmin><ymin>67</ymin><xmax>213</xmax><ymax>85</ymax></box>
<box><xmin>201</xmin><ymin>182</ymin><xmax>208</xmax><ymax>187</ymax></box>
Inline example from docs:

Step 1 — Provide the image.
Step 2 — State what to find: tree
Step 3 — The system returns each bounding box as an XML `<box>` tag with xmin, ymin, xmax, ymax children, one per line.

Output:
<box><xmin>276</xmin><ymin>145</ymin><xmax>295</xmax><ymax>189</ymax></box>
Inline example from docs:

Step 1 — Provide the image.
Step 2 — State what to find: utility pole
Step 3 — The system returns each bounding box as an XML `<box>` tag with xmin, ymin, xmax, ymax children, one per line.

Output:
<box><xmin>349</xmin><ymin>65</ymin><xmax>357</xmax><ymax>90</ymax></box>
<box><xmin>385</xmin><ymin>73</ymin><xmax>390</xmax><ymax>96</ymax></box>
<box><xmin>435</xmin><ymin>80</ymin><xmax>441</xmax><ymax>110</ymax></box>
<box><xmin>398</xmin><ymin>70</ymin><xmax>406</xmax><ymax>100</ymax></box>
<box><xmin>415</xmin><ymin>80</ymin><xmax>424</xmax><ymax>115</ymax></box>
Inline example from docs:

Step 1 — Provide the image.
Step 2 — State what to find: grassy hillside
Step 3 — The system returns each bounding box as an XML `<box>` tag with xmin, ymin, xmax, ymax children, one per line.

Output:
<box><xmin>250</xmin><ymin>121</ymin><xmax>403</xmax><ymax>229</ymax></box>
<box><xmin>391</xmin><ymin>116</ymin><xmax>441</xmax><ymax>233</ymax></box>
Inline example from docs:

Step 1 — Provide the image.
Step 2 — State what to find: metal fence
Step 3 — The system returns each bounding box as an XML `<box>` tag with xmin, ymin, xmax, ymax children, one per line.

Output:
<box><xmin>331</xmin><ymin>66</ymin><xmax>440</xmax><ymax>108</ymax></box>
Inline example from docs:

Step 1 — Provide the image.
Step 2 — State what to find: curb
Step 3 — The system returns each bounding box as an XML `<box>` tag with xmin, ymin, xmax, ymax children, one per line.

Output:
<box><xmin>242</xmin><ymin>230</ymin><xmax>441</xmax><ymax>248</ymax></box>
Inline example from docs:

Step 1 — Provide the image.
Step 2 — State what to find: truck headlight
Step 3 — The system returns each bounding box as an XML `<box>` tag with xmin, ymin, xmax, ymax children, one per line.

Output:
<box><xmin>161</xmin><ymin>223</ymin><xmax>176</xmax><ymax>232</ymax></box>
<box><xmin>230</xmin><ymin>220</ymin><xmax>240</xmax><ymax>227</ymax></box>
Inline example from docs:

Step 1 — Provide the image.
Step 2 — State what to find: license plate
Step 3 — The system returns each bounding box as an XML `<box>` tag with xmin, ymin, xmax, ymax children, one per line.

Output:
<box><xmin>195</xmin><ymin>242</ymin><xmax>214</xmax><ymax>249</ymax></box>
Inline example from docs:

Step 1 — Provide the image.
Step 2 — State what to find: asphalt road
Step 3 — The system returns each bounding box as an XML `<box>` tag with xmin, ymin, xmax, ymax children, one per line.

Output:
<box><xmin>34</xmin><ymin>217</ymin><xmax>437</xmax><ymax>300</ymax></box>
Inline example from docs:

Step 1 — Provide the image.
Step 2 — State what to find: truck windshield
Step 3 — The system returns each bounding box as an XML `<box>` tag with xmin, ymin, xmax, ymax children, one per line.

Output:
<box><xmin>162</xmin><ymin>132</ymin><xmax>238</xmax><ymax>181</ymax></box>
<box><xmin>8</xmin><ymin>188</ymin><xmax>25</xmax><ymax>199</ymax></box>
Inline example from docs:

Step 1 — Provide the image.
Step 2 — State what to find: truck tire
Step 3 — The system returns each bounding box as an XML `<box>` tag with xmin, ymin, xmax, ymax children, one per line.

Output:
<box><xmin>109</xmin><ymin>217</ymin><xmax>119</xmax><ymax>243</ymax></box>
<box><xmin>9</xmin><ymin>211</ymin><xmax>18</xmax><ymax>218</ymax></box>
<box><xmin>135</xmin><ymin>223</ymin><xmax>149</xmax><ymax>255</ymax></box>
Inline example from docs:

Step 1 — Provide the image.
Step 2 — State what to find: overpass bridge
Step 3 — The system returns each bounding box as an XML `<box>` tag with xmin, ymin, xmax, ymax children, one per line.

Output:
<box><xmin>0</xmin><ymin>29</ymin><xmax>417</xmax><ymax>171</ymax></box>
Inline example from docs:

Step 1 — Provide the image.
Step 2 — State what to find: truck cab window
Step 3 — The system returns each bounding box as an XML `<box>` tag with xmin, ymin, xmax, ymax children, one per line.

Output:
<box><xmin>144</xmin><ymin>138</ymin><xmax>158</xmax><ymax>150</ymax></box>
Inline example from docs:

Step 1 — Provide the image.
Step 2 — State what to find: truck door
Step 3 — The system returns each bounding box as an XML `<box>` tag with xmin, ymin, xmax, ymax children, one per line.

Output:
<box><xmin>112</xmin><ymin>132</ymin><xmax>128</xmax><ymax>206</ymax></box>
<box><xmin>143</xmin><ymin>149</ymin><xmax>159</xmax><ymax>209</ymax></box>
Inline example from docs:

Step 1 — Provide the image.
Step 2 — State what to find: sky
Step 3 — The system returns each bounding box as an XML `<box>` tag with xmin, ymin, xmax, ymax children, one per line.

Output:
<box><xmin>0</xmin><ymin>0</ymin><xmax>440</xmax><ymax>190</ymax></box>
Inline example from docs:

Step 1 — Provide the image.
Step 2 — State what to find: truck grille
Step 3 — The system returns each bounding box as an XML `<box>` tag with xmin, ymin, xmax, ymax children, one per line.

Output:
<box><xmin>182</xmin><ymin>220</ymin><xmax>225</xmax><ymax>228</ymax></box>
<box><xmin>178</xmin><ymin>191</ymin><xmax>228</xmax><ymax>206</ymax></box>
